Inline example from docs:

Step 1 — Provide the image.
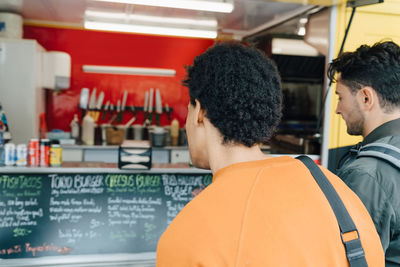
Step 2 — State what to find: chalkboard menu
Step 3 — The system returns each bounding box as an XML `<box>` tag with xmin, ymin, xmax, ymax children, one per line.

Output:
<box><xmin>0</xmin><ymin>172</ymin><xmax>212</xmax><ymax>259</ymax></box>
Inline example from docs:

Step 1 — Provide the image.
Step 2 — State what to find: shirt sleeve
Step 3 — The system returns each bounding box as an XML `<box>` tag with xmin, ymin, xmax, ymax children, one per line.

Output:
<box><xmin>338</xmin><ymin>168</ymin><xmax>395</xmax><ymax>252</ymax></box>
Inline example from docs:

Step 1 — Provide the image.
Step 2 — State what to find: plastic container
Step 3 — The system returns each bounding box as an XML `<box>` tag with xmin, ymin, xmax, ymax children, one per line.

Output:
<box><xmin>0</xmin><ymin>12</ymin><xmax>23</xmax><ymax>39</ymax></box>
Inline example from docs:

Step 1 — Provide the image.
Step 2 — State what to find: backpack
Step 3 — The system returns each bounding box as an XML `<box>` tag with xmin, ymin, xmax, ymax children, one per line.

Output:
<box><xmin>356</xmin><ymin>143</ymin><xmax>400</xmax><ymax>170</ymax></box>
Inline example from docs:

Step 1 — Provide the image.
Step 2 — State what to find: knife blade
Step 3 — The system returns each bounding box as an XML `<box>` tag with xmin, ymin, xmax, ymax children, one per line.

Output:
<box><xmin>148</xmin><ymin>88</ymin><xmax>154</xmax><ymax>124</ymax></box>
<box><xmin>143</xmin><ymin>91</ymin><xmax>149</xmax><ymax>125</ymax></box>
<box><xmin>155</xmin><ymin>89</ymin><xmax>162</xmax><ymax>126</ymax></box>
<box><xmin>79</xmin><ymin>88</ymin><xmax>89</xmax><ymax>120</ymax></box>
<box><xmin>79</xmin><ymin>88</ymin><xmax>89</xmax><ymax>109</ymax></box>
<box><xmin>121</xmin><ymin>90</ymin><xmax>128</xmax><ymax>111</ymax></box>
<box><xmin>116</xmin><ymin>100</ymin><xmax>121</xmax><ymax>123</ymax></box>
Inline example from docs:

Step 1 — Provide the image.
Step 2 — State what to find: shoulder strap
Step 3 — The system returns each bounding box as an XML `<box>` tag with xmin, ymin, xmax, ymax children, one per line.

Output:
<box><xmin>357</xmin><ymin>143</ymin><xmax>400</xmax><ymax>170</ymax></box>
<box><xmin>296</xmin><ymin>155</ymin><xmax>368</xmax><ymax>267</ymax></box>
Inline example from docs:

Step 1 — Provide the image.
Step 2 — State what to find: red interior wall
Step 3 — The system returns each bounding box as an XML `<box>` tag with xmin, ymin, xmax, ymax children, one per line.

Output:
<box><xmin>23</xmin><ymin>25</ymin><xmax>214</xmax><ymax>131</ymax></box>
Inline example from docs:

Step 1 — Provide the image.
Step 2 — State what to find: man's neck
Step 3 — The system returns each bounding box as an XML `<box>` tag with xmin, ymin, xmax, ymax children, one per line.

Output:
<box><xmin>208</xmin><ymin>143</ymin><xmax>271</xmax><ymax>174</ymax></box>
<box><xmin>363</xmin><ymin>111</ymin><xmax>400</xmax><ymax>138</ymax></box>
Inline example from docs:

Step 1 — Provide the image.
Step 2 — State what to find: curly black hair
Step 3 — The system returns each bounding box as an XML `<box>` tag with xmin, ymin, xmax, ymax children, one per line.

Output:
<box><xmin>328</xmin><ymin>41</ymin><xmax>400</xmax><ymax>111</ymax></box>
<box><xmin>183</xmin><ymin>42</ymin><xmax>282</xmax><ymax>147</ymax></box>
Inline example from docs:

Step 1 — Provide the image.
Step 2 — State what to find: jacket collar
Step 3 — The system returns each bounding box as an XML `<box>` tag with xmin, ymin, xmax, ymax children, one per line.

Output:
<box><xmin>362</xmin><ymin>118</ymin><xmax>400</xmax><ymax>145</ymax></box>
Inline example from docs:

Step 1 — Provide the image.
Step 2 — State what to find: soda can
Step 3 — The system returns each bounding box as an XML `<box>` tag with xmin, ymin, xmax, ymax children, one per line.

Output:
<box><xmin>4</xmin><ymin>143</ymin><xmax>16</xmax><ymax>166</ymax></box>
<box><xmin>16</xmin><ymin>144</ymin><xmax>27</xmax><ymax>166</ymax></box>
<box><xmin>28</xmin><ymin>139</ymin><xmax>40</xmax><ymax>167</ymax></box>
<box><xmin>50</xmin><ymin>144</ymin><xmax>62</xmax><ymax>167</ymax></box>
<box><xmin>40</xmin><ymin>139</ymin><xmax>50</xmax><ymax>167</ymax></box>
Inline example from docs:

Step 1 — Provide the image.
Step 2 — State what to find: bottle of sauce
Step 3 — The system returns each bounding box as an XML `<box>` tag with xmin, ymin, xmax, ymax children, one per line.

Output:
<box><xmin>82</xmin><ymin>113</ymin><xmax>95</xmax><ymax>145</ymax></box>
<box><xmin>70</xmin><ymin>114</ymin><xmax>80</xmax><ymax>142</ymax></box>
<box><xmin>170</xmin><ymin>118</ymin><xmax>179</xmax><ymax>146</ymax></box>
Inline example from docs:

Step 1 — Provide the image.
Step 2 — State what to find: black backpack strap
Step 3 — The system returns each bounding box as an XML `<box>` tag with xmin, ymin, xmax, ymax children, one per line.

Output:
<box><xmin>296</xmin><ymin>155</ymin><xmax>368</xmax><ymax>267</ymax></box>
<box><xmin>357</xmin><ymin>143</ymin><xmax>400</xmax><ymax>170</ymax></box>
<box><xmin>337</xmin><ymin>142</ymin><xmax>362</xmax><ymax>170</ymax></box>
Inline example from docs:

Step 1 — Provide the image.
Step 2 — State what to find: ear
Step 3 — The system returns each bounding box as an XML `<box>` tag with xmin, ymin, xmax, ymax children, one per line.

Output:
<box><xmin>193</xmin><ymin>99</ymin><xmax>206</xmax><ymax>126</ymax></box>
<box><xmin>357</xmin><ymin>86</ymin><xmax>375</xmax><ymax>111</ymax></box>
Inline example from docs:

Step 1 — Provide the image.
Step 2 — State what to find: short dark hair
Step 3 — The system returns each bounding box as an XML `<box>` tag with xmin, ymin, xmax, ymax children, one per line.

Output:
<box><xmin>328</xmin><ymin>41</ymin><xmax>400</xmax><ymax>111</ymax></box>
<box><xmin>183</xmin><ymin>42</ymin><xmax>282</xmax><ymax>147</ymax></box>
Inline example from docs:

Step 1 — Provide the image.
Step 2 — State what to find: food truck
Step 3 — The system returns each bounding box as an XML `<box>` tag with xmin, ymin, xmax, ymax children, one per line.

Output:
<box><xmin>0</xmin><ymin>0</ymin><xmax>399</xmax><ymax>265</ymax></box>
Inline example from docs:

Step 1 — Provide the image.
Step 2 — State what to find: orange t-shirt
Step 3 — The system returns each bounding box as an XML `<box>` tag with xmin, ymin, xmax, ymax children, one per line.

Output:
<box><xmin>156</xmin><ymin>156</ymin><xmax>384</xmax><ymax>266</ymax></box>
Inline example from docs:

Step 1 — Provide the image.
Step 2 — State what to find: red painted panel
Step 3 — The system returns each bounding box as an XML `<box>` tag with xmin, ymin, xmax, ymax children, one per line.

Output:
<box><xmin>23</xmin><ymin>25</ymin><xmax>214</xmax><ymax>131</ymax></box>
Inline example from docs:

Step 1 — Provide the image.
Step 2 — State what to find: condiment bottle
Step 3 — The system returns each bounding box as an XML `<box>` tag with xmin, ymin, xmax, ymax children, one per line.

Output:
<box><xmin>82</xmin><ymin>113</ymin><xmax>95</xmax><ymax>145</ymax></box>
<box><xmin>70</xmin><ymin>114</ymin><xmax>80</xmax><ymax>141</ymax></box>
<box><xmin>170</xmin><ymin>118</ymin><xmax>179</xmax><ymax>146</ymax></box>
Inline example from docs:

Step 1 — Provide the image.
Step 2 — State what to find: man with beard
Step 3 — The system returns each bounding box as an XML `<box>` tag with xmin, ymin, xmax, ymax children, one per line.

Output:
<box><xmin>156</xmin><ymin>42</ymin><xmax>384</xmax><ymax>266</ymax></box>
<box><xmin>329</xmin><ymin>41</ymin><xmax>400</xmax><ymax>266</ymax></box>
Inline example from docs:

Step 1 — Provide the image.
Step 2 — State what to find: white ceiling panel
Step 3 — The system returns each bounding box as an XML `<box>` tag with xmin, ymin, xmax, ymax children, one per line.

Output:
<box><xmin>0</xmin><ymin>0</ymin><xmax>318</xmax><ymax>38</ymax></box>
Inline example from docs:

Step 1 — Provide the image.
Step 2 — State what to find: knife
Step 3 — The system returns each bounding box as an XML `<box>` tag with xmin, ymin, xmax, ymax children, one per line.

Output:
<box><xmin>143</xmin><ymin>91</ymin><xmax>149</xmax><ymax>125</ymax></box>
<box><xmin>130</xmin><ymin>106</ymin><xmax>136</xmax><ymax>118</ymax></box>
<box><xmin>101</xmin><ymin>100</ymin><xmax>110</xmax><ymax>121</ymax></box>
<box><xmin>148</xmin><ymin>88</ymin><xmax>154</xmax><ymax>124</ymax></box>
<box><xmin>120</xmin><ymin>90</ymin><xmax>128</xmax><ymax>122</ymax></box>
<box><xmin>79</xmin><ymin>88</ymin><xmax>89</xmax><ymax>119</ymax></box>
<box><xmin>95</xmin><ymin>91</ymin><xmax>104</xmax><ymax>122</ymax></box>
<box><xmin>88</xmin><ymin>88</ymin><xmax>97</xmax><ymax>118</ymax></box>
<box><xmin>116</xmin><ymin>100</ymin><xmax>121</xmax><ymax>123</ymax></box>
<box><xmin>155</xmin><ymin>89</ymin><xmax>162</xmax><ymax>126</ymax></box>
<box><xmin>165</xmin><ymin>103</ymin><xmax>171</xmax><ymax>121</ymax></box>
<box><xmin>109</xmin><ymin>103</ymin><xmax>114</xmax><ymax>121</ymax></box>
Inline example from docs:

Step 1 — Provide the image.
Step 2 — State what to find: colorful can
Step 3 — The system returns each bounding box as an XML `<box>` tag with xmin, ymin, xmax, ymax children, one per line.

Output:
<box><xmin>50</xmin><ymin>144</ymin><xmax>62</xmax><ymax>167</ymax></box>
<box><xmin>28</xmin><ymin>139</ymin><xmax>40</xmax><ymax>167</ymax></box>
<box><xmin>16</xmin><ymin>144</ymin><xmax>27</xmax><ymax>166</ymax></box>
<box><xmin>40</xmin><ymin>139</ymin><xmax>50</xmax><ymax>167</ymax></box>
<box><xmin>4</xmin><ymin>143</ymin><xmax>16</xmax><ymax>166</ymax></box>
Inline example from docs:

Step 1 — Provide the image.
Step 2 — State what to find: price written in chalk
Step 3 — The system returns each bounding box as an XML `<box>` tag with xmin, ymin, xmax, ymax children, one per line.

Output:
<box><xmin>13</xmin><ymin>228</ymin><xmax>32</xmax><ymax>237</ymax></box>
<box><xmin>0</xmin><ymin>172</ymin><xmax>212</xmax><ymax>259</ymax></box>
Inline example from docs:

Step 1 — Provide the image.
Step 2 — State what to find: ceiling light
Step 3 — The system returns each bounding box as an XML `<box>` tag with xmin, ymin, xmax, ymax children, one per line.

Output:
<box><xmin>82</xmin><ymin>65</ymin><xmax>176</xmax><ymax>76</ymax></box>
<box><xmin>299</xmin><ymin>17</ymin><xmax>308</xmax><ymax>24</ymax></box>
<box><xmin>84</xmin><ymin>21</ymin><xmax>217</xmax><ymax>38</ymax></box>
<box><xmin>85</xmin><ymin>10</ymin><xmax>218</xmax><ymax>28</ymax></box>
<box><xmin>272</xmin><ymin>38</ymin><xmax>319</xmax><ymax>56</ymax></box>
<box><xmin>92</xmin><ymin>0</ymin><xmax>234</xmax><ymax>13</ymax></box>
<box><xmin>297</xmin><ymin>26</ymin><xmax>306</xmax><ymax>36</ymax></box>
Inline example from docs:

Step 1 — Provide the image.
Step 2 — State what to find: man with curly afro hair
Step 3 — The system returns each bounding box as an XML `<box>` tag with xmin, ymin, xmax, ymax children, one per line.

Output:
<box><xmin>156</xmin><ymin>42</ymin><xmax>384</xmax><ymax>266</ymax></box>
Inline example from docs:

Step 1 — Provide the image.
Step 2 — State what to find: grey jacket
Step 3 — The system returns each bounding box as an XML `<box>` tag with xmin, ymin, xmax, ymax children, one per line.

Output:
<box><xmin>337</xmin><ymin>118</ymin><xmax>400</xmax><ymax>267</ymax></box>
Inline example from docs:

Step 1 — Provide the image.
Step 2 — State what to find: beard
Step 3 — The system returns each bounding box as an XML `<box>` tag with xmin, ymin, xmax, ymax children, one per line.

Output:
<box><xmin>345</xmin><ymin>102</ymin><xmax>365</xmax><ymax>136</ymax></box>
<box><xmin>346</xmin><ymin>118</ymin><xmax>364</xmax><ymax>135</ymax></box>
